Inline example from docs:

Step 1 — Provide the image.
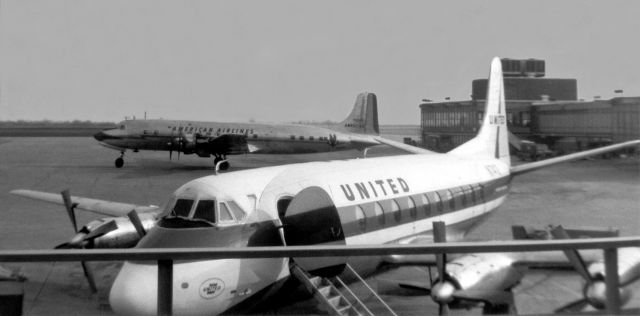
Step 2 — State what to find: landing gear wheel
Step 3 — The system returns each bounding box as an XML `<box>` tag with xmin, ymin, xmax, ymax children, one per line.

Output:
<box><xmin>115</xmin><ymin>157</ymin><xmax>124</xmax><ymax>168</ymax></box>
<box><xmin>219</xmin><ymin>161</ymin><xmax>230</xmax><ymax>170</ymax></box>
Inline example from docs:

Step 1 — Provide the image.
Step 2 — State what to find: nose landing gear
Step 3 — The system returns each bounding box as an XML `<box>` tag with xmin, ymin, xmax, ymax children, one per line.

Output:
<box><xmin>115</xmin><ymin>152</ymin><xmax>125</xmax><ymax>168</ymax></box>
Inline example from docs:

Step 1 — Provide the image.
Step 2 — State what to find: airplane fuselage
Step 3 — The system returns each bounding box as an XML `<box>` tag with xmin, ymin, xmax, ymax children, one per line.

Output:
<box><xmin>109</xmin><ymin>152</ymin><xmax>511</xmax><ymax>315</ymax></box>
<box><xmin>96</xmin><ymin>119</ymin><xmax>378</xmax><ymax>155</ymax></box>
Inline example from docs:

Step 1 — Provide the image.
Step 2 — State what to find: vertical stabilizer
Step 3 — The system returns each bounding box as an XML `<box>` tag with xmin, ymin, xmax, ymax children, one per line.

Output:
<box><xmin>449</xmin><ymin>58</ymin><xmax>510</xmax><ymax>166</ymax></box>
<box><xmin>338</xmin><ymin>92</ymin><xmax>379</xmax><ymax>135</ymax></box>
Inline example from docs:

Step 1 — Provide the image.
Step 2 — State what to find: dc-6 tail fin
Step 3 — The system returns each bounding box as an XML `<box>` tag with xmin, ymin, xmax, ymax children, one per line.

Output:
<box><xmin>338</xmin><ymin>92</ymin><xmax>380</xmax><ymax>135</ymax></box>
<box><xmin>449</xmin><ymin>57</ymin><xmax>510</xmax><ymax>166</ymax></box>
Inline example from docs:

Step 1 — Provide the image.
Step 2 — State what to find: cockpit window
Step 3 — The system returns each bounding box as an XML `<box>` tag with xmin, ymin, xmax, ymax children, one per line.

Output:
<box><xmin>194</xmin><ymin>200</ymin><xmax>216</xmax><ymax>223</ymax></box>
<box><xmin>227</xmin><ymin>201</ymin><xmax>246</xmax><ymax>221</ymax></box>
<box><xmin>218</xmin><ymin>203</ymin><xmax>234</xmax><ymax>223</ymax></box>
<box><xmin>172</xmin><ymin>199</ymin><xmax>194</xmax><ymax>217</ymax></box>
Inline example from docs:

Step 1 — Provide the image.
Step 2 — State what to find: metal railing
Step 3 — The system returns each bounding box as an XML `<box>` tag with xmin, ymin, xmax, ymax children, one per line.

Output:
<box><xmin>1</xmin><ymin>236</ymin><xmax>639</xmax><ymax>315</ymax></box>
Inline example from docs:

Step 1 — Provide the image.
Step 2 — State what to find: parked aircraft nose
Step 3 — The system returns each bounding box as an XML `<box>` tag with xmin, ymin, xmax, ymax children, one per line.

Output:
<box><xmin>110</xmin><ymin>259</ymin><xmax>242</xmax><ymax>316</ymax></box>
<box><xmin>93</xmin><ymin>131</ymin><xmax>105</xmax><ymax>141</ymax></box>
<box><xmin>93</xmin><ymin>130</ymin><xmax>110</xmax><ymax>141</ymax></box>
<box><xmin>94</xmin><ymin>128</ymin><xmax>122</xmax><ymax>142</ymax></box>
<box><xmin>110</xmin><ymin>262</ymin><xmax>158</xmax><ymax>316</ymax></box>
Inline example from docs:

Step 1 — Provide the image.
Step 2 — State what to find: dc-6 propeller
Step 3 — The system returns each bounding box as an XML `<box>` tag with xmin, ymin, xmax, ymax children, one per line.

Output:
<box><xmin>168</xmin><ymin>133</ymin><xmax>190</xmax><ymax>161</ymax></box>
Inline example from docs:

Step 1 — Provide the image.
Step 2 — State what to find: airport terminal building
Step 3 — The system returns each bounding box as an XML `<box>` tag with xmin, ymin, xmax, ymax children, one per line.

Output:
<box><xmin>420</xmin><ymin>58</ymin><xmax>640</xmax><ymax>153</ymax></box>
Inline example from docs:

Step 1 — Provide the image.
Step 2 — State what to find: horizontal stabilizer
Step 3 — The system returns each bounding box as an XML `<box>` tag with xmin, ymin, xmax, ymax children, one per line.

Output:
<box><xmin>11</xmin><ymin>189</ymin><xmax>159</xmax><ymax>217</ymax></box>
<box><xmin>512</xmin><ymin>225</ymin><xmax>620</xmax><ymax>240</ymax></box>
<box><xmin>510</xmin><ymin>140</ymin><xmax>640</xmax><ymax>176</ymax></box>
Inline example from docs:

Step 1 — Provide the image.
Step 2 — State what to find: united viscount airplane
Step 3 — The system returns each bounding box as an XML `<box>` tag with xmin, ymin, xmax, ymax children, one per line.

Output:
<box><xmin>93</xmin><ymin>93</ymin><xmax>381</xmax><ymax>169</ymax></box>
<box><xmin>12</xmin><ymin>58</ymin><xmax>640</xmax><ymax>315</ymax></box>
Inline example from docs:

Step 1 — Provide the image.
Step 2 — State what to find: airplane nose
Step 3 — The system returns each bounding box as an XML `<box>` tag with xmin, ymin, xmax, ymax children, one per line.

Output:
<box><xmin>93</xmin><ymin>131</ymin><xmax>107</xmax><ymax>141</ymax></box>
<box><xmin>110</xmin><ymin>262</ymin><xmax>158</xmax><ymax>316</ymax></box>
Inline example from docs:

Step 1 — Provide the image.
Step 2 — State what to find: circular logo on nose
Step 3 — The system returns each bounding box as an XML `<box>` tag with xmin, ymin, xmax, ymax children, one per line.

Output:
<box><xmin>199</xmin><ymin>278</ymin><xmax>225</xmax><ymax>299</ymax></box>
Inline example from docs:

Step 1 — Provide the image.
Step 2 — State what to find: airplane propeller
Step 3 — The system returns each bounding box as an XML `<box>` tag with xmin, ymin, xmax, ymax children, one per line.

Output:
<box><xmin>168</xmin><ymin>132</ymin><xmax>192</xmax><ymax>161</ymax></box>
<box><xmin>550</xmin><ymin>225</ymin><xmax>631</xmax><ymax>312</ymax></box>
<box><xmin>377</xmin><ymin>222</ymin><xmax>517</xmax><ymax>315</ymax></box>
<box><xmin>168</xmin><ymin>136</ymin><xmax>182</xmax><ymax>160</ymax></box>
<box><xmin>57</xmin><ymin>189</ymin><xmax>105</xmax><ymax>293</ymax></box>
<box><xmin>431</xmin><ymin>221</ymin><xmax>451</xmax><ymax>316</ymax></box>
<box><xmin>376</xmin><ymin>222</ymin><xmax>452</xmax><ymax>315</ymax></box>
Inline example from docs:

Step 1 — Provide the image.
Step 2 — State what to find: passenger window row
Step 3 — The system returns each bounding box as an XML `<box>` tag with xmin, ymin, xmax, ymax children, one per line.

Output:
<box><xmin>288</xmin><ymin>135</ymin><xmax>332</xmax><ymax>141</ymax></box>
<box><xmin>345</xmin><ymin>183</ymin><xmax>486</xmax><ymax>233</ymax></box>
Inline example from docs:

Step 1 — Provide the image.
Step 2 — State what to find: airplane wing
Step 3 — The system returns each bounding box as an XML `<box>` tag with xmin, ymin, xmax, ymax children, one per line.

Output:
<box><xmin>511</xmin><ymin>140</ymin><xmax>640</xmax><ymax>176</ymax></box>
<box><xmin>10</xmin><ymin>189</ymin><xmax>160</xmax><ymax>217</ymax></box>
<box><xmin>373</xmin><ymin>136</ymin><xmax>438</xmax><ymax>155</ymax></box>
<box><xmin>382</xmin><ymin>234</ymin><xmax>440</xmax><ymax>265</ymax></box>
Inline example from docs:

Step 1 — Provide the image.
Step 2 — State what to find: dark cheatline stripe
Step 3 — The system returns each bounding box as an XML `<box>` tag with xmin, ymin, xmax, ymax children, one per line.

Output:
<box><xmin>337</xmin><ymin>175</ymin><xmax>511</xmax><ymax>239</ymax></box>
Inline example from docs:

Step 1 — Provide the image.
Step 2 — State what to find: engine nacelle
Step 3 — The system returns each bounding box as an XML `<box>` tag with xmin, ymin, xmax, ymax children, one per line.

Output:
<box><xmin>444</xmin><ymin>253</ymin><xmax>522</xmax><ymax>291</ymax></box>
<box><xmin>582</xmin><ymin>280</ymin><xmax>631</xmax><ymax>310</ymax></box>
<box><xmin>577</xmin><ymin>247</ymin><xmax>640</xmax><ymax>309</ymax></box>
<box><xmin>587</xmin><ymin>247</ymin><xmax>640</xmax><ymax>285</ymax></box>
<box><xmin>174</xmin><ymin>133</ymin><xmax>197</xmax><ymax>154</ymax></box>
<box><xmin>84</xmin><ymin>213</ymin><xmax>158</xmax><ymax>248</ymax></box>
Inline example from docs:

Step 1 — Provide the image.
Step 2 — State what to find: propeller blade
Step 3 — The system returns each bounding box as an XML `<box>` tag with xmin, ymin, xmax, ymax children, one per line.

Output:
<box><xmin>433</xmin><ymin>221</ymin><xmax>447</xmax><ymax>281</ymax></box>
<box><xmin>398</xmin><ymin>281</ymin><xmax>431</xmax><ymax>292</ymax></box>
<box><xmin>54</xmin><ymin>242</ymin><xmax>72</xmax><ymax>249</ymax></box>
<box><xmin>438</xmin><ymin>302</ymin><xmax>449</xmax><ymax>316</ymax></box>
<box><xmin>554</xmin><ymin>298</ymin><xmax>590</xmax><ymax>313</ymax></box>
<box><xmin>550</xmin><ymin>225</ymin><xmax>595</xmax><ymax>282</ymax></box>
<box><xmin>432</xmin><ymin>221</ymin><xmax>452</xmax><ymax>316</ymax></box>
<box><xmin>81</xmin><ymin>261</ymin><xmax>98</xmax><ymax>294</ymax></box>
<box><xmin>83</xmin><ymin>220</ymin><xmax>118</xmax><ymax>241</ymax></box>
<box><xmin>376</xmin><ymin>278</ymin><xmax>431</xmax><ymax>296</ymax></box>
<box><xmin>61</xmin><ymin>189</ymin><xmax>78</xmax><ymax>233</ymax></box>
<box><xmin>127</xmin><ymin>210</ymin><xmax>146</xmax><ymax>238</ymax></box>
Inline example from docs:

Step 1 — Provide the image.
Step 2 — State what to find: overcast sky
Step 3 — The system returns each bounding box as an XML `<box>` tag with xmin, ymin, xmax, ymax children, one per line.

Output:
<box><xmin>2</xmin><ymin>1</ymin><xmax>639</xmax><ymax>124</ymax></box>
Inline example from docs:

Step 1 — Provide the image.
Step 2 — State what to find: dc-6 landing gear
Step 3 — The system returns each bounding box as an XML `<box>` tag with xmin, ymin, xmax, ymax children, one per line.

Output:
<box><xmin>115</xmin><ymin>152</ymin><xmax>125</xmax><ymax>168</ymax></box>
<box><xmin>213</xmin><ymin>155</ymin><xmax>229</xmax><ymax>171</ymax></box>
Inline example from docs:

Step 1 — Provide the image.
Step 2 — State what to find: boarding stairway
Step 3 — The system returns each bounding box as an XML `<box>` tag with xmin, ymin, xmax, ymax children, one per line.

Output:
<box><xmin>290</xmin><ymin>263</ymin><xmax>398</xmax><ymax>316</ymax></box>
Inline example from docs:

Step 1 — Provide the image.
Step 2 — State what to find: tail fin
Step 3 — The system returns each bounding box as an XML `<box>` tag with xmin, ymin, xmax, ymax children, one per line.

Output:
<box><xmin>449</xmin><ymin>57</ymin><xmax>510</xmax><ymax>166</ymax></box>
<box><xmin>338</xmin><ymin>92</ymin><xmax>379</xmax><ymax>135</ymax></box>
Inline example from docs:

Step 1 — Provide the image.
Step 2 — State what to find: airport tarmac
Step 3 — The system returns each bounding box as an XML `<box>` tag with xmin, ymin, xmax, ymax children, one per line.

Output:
<box><xmin>0</xmin><ymin>137</ymin><xmax>638</xmax><ymax>315</ymax></box>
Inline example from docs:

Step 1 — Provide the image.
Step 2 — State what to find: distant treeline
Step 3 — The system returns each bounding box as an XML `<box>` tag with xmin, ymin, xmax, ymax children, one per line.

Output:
<box><xmin>0</xmin><ymin>120</ymin><xmax>117</xmax><ymax>137</ymax></box>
